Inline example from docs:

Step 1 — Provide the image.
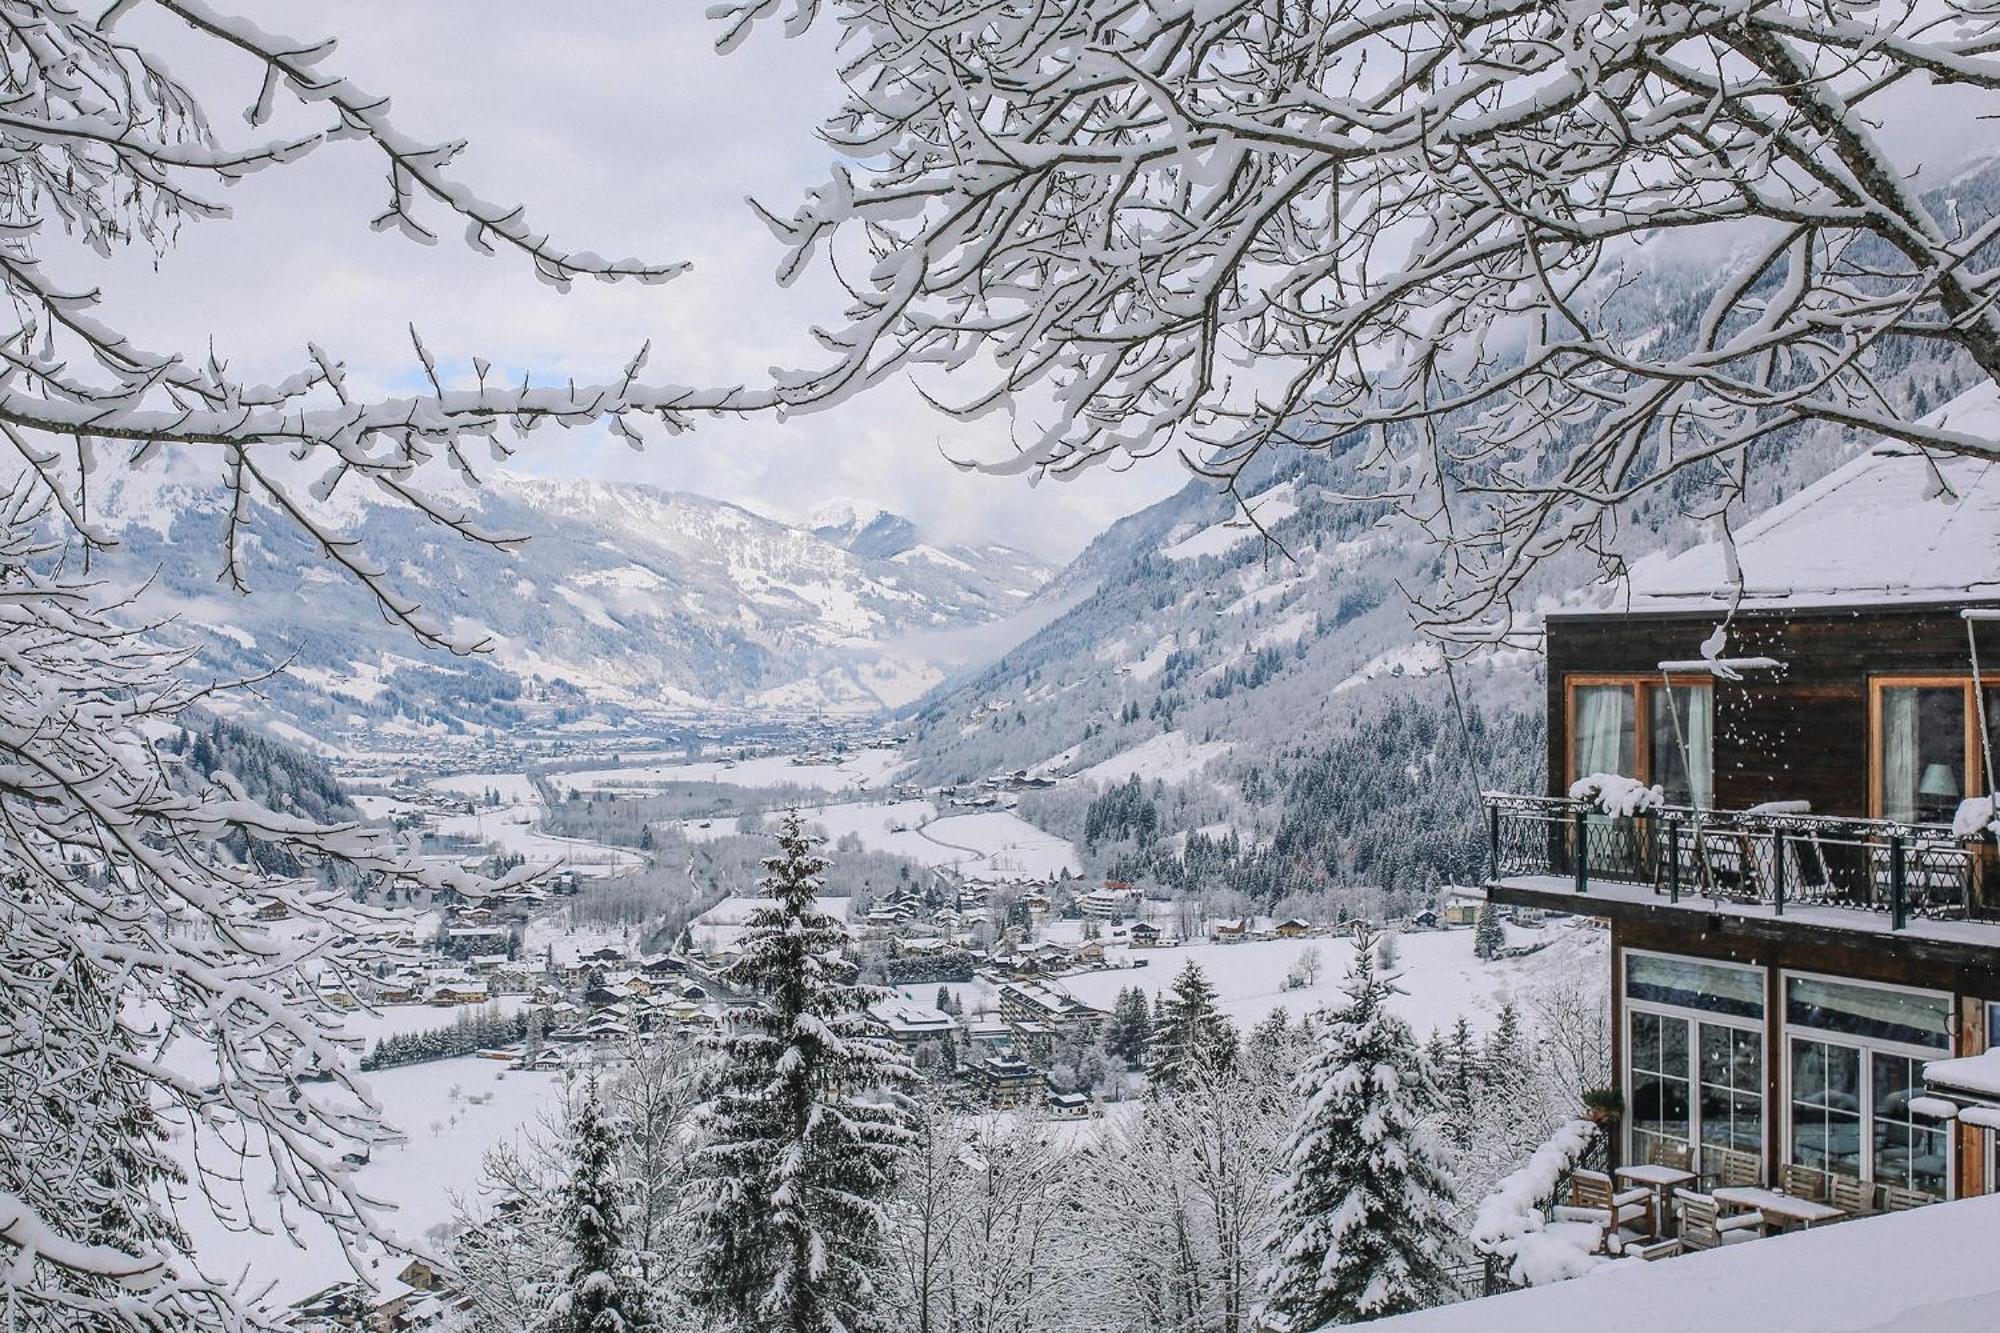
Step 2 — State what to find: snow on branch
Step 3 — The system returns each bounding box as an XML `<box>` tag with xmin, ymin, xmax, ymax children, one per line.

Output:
<box><xmin>0</xmin><ymin>2</ymin><xmax>747</xmax><ymax>652</ymax></box>
<box><xmin>0</xmin><ymin>491</ymin><xmax>513</xmax><ymax>1329</ymax></box>
<box><xmin>723</xmin><ymin>0</ymin><xmax>2000</xmax><ymax>640</ymax></box>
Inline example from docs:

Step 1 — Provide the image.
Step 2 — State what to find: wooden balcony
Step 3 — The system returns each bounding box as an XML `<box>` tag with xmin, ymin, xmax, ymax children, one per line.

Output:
<box><xmin>1481</xmin><ymin>794</ymin><xmax>2000</xmax><ymax>964</ymax></box>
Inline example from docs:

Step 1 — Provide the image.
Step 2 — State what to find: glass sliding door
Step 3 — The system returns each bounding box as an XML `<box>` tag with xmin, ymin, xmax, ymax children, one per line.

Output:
<box><xmin>1630</xmin><ymin>1010</ymin><xmax>1691</xmax><ymax>1164</ymax></box>
<box><xmin>1699</xmin><ymin>1025</ymin><xmax>1763</xmax><ymax>1156</ymax></box>
<box><xmin>1872</xmin><ymin>1054</ymin><xmax>1949</xmax><ymax>1197</ymax></box>
<box><xmin>1624</xmin><ymin>952</ymin><xmax>1765</xmax><ymax>1173</ymax></box>
<box><xmin>1784</xmin><ymin>973</ymin><xmax>1954</xmax><ymax>1199</ymax></box>
<box><xmin>1789</xmin><ymin>1039</ymin><xmax>1863</xmax><ymax>1178</ymax></box>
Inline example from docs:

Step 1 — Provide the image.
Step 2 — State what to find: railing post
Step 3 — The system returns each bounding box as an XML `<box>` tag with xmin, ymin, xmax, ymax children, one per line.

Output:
<box><xmin>1890</xmin><ymin>835</ymin><xmax>1908</xmax><ymax>931</ymax></box>
<box><xmin>1772</xmin><ymin>830</ymin><xmax>1786</xmax><ymax>916</ymax></box>
<box><xmin>1487</xmin><ymin>802</ymin><xmax>1501</xmax><ymax>882</ymax></box>
<box><xmin>1573</xmin><ymin>807</ymin><xmax>1589</xmax><ymax>895</ymax></box>
<box><xmin>1667</xmin><ymin>819</ymin><xmax>1681</xmax><ymax>904</ymax></box>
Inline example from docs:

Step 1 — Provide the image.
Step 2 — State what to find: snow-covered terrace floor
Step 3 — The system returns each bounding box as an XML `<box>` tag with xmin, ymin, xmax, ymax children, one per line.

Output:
<box><xmin>1377</xmin><ymin>1193</ymin><xmax>2000</xmax><ymax>1333</ymax></box>
<box><xmin>1487</xmin><ymin>873</ymin><xmax>2000</xmax><ymax>965</ymax></box>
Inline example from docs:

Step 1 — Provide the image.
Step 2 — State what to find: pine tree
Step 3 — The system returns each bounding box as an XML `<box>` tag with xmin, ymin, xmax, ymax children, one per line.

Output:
<box><xmin>1104</xmin><ymin>985</ymin><xmax>1154</xmax><ymax>1068</ymax></box>
<box><xmin>538</xmin><ymin>1077</ymin><xmax>655</xmax><ymax>1333</ymax></box>
<box><xmin>1445</xmin><ymin>1015</ymin><xmax>1478</xmax><ymax>1148</ymax></box>
<box><xmin>1473</xmin><ymin>898</ymin><xmax>1505</xmax><ymax>960</ymax></box>
<box><xmin>1147</xmin><ymin>961</ymin><xmax>1237</xmax><ymax>1091</ymax></box>
<box><xmin>691</xmin><ymin>812</ymin><xmax>918</xmax><ymax>1333</ymax></box>
<box><xmin>1263</xmin><ymin>930</ymin><xmax>1458</xmax><ymax>1328</ymax></box>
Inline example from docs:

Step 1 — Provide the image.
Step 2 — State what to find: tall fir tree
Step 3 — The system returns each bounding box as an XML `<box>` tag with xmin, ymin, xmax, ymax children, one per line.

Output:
<box><xmin>1147</xmin><ymin>960</ymin><xmax>1238</xmax><ymax>1091</ymax></box>
<box><xmin>1105</xmin><ymin>984</ymin><xmax>1154</xmax><ymax>1068</ymax></box>
<box><xmin>1473</xmin><ymin>898</ymin><xmax>1505</xmax><ymax>960</ymax></box>
<box><xmin>691</xmin><ymin>812</ymin><xmax>918</xmax><ymax>1333</ymax></box>
<box><xmin>538</xmin><ymin>1075</ymin><xmax>655</xmax><ymax>1333</ymax></box>
<box><xmin>1263</xmin><ymin>931</ymin><xmax>1458</xmax><ymax>1328</ymax></box>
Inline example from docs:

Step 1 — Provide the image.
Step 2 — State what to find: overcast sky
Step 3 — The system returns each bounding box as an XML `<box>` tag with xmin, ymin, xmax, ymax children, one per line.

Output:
<box><xmin>76</xmin><ymin>2</ymin><xmax>1188</xmax><ymax>561</ymax></box>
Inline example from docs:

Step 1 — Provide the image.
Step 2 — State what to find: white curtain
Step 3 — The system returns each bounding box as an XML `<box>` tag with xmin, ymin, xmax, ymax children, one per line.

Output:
<box><xmin>1573</xmin><ymin>685</ymin><xmax>1635</xmax><ymax>780</ymax></box>
<box><xmin>1882</xmin><ymin>689</ymin><xmax>1919</xmax><ymax>824</ymax></box>
<box><xmin>1684</xmin><ymin>685</ymin><xmax>1714</xmax><ymax>809</ymax></box>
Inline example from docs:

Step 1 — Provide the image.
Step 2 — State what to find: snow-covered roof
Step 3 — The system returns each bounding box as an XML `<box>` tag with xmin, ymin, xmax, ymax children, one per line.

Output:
<box><xmin>1589</xmin><ymin>384</ymin><xmax>2000</xmax><ymax>614</ymax></box>
<box><xmin>1375</xmin><ymin>1193</ymin><xmax>2000</xmax><ymax>1333</ymax></box>
<box><xmin>868</xmin><ymin>998</ymin><xmax>956</xmax><ymax>1035</ymax></box>
<box><xmin>1925</xmin><ymin>1047</ymin><xmax>2000</xmax><ymax>1104</ymax></box>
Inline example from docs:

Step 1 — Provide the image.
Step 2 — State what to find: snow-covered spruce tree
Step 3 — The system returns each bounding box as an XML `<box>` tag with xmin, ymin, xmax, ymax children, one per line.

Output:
<box><xmin>0</xmin><ymin>499</ymin><xmax>498</xmax><ymax>1330</ymax></box>
<box><xmin>691</xmin><ymin>813</ymin><xmax>918</xmax><ymax>1333</ymax></box>
<box><xmin>1473</xmin><ymin>900</ymin><xmax>1505</xmax><ymax>962</ymax></box>
<box><xmin>726</xmin><ymin>0</ymin><xmax>2000</xmax><ymax>638</ymax></box>
<box><xmin>1264</xmin><ymin>932</ymin><xmax>1457</xmax><ymax>1328</ymax></box>
<box><xmin>536</xmin><ymin>1077</ymin><xmax>657</xmax><ymax>1333</ymax></box>
<box><xmin>1148</xmin><ymin>960</ymin><xmax>1238</xmax><ymax>1091</ymax></box>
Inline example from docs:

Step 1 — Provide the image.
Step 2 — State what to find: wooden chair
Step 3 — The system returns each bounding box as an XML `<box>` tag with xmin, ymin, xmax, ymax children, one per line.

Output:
<box><xmin>1704</xmin><ymin>1146</ymin><xmax>1761</xmax><ymax>1191</ymax></box>
<box><xmin>1826</xmin><ymin>1173</ymin><xmax>1876</xmax><ymax>1218</ymax></box>
<box><xmin>1648</xmin><ymin>1139</ymin><xmax>1694</xmax><ymax>1173</ymax></box>
<box><xmin>1674</xmin><ymin>1189</ymin><xmax>1763</xmax><ymax>1250</ymax></box>
<box><xmin>1555</xmin><ymin>1169</ymin><xmax>1654</xmax><ymax>1250</ymax></box>
<box><xmin>1882</xmin><ymin>1185</ymin><xmax>1938</xmax><ymax>1213</ymax></box>
<box><xmin>1782</xmin><ymin>1163</ymin><xmax>1826</xmax><ymax>1200</ymax></box>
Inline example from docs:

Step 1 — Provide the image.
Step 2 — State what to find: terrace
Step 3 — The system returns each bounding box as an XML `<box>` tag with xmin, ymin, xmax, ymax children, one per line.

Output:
<box><xmin>1482</xmin><ymin>793</ymin><xmax>1995</xmax><ymax>936</ymax></box>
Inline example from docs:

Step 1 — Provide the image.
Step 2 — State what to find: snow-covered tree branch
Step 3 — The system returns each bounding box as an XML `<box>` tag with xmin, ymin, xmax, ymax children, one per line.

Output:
<box><xmin>0</xmin><ymin>491</ymin><xmax>514</xmax><ymax>1330</ymax></box>
<box><xmin>726</xmin><ymin>0</ymin><xmax>2000</xmax><ymax>636</ymax></box>
<box><xmin>0</xmin><ymin>0</ymin><xmax>745</xmax><ymax>652</ymax></box>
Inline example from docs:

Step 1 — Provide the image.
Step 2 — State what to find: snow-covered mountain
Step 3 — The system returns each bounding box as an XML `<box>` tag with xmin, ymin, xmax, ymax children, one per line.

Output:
<box><xmin>84</xmin><ymin>463</ymin><xmax>1053</xmax><ymax>732</ymax></box>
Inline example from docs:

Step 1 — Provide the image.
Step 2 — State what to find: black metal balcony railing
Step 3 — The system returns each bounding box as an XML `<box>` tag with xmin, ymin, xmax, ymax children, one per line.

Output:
<box><xmin>1483</xmin><ymin>794</ymin><xmax>1991</xmax><ymax>928</ymax></box>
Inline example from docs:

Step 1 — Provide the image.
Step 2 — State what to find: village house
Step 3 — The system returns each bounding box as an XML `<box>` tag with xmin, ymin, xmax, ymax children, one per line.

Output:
<box><xmin>997</xmin><ymin>981</ymin><xmax>1107</xmax><ymax>1033</ymax></box>
<box><xmin>1273</xmin><ymin>918</ymin><xmax>1312</xmax><ymax>939</ymax></box>
<box><xmin>1483</xmin><ymin>435</ymin><xmax>2000</xmax><ymax>1208</ymax></box>
<box><xmin>867</xmin><ymin>997</ymin><xmax>958</xmax><ymax>1044</ymax></box>
<box><xmin>1209</xmin><ymin>917</ymin><xmax>1248</xmax><ymax>943</ymax></box>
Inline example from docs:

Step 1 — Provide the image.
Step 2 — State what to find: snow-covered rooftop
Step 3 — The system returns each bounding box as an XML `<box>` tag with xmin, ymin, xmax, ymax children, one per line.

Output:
<box><xmin>1373</xmin><ymin>1193</ymin><xmax>2000</xmax><ymax>1333</ymax></box>
<box><xmin>1594</xmin><ymin>384</ymin><xmax>2000</xmax><ymax>614</ymax></box>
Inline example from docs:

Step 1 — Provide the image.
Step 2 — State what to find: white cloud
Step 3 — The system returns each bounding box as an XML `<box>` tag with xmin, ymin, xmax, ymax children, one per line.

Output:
<box><xmin>64</xmin><ymin>2</ymin><xmax>1182</xmax><ymax>561</ymax></box>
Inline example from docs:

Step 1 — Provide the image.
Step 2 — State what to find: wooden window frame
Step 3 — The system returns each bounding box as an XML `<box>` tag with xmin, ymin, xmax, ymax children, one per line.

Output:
<box><xmin>1866</xmin><ymin>675</ymin><xmax>1989</xmax><ymax>821</ymax></box>
<box><xmin>1564</xmin><ymin>673</ymin><xmax>1715</xmax><ymax>790</ymax></box>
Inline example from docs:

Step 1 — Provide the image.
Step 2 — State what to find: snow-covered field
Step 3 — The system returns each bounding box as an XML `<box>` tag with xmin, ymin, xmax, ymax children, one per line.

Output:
<box><xmin>1077</xmin><ymin>730</ymin><xmax>1232</xmax><ymax>785</ymax></box>
<box><xmin>426</xmin><ymin>778</ymin><xmax>644</xmax><ymax>878</ymax></box>
<box><xmin>173</xmin><ymin>1053</ymin><xmax>569</xmax><ymax>1309</ymax></box>
<box><xmin>691</xmin><ymin>797</ymin><xmax>1084</xmax><ymax>881</ymax></box>
<box><xmin>903</xmin><ymin>921</ymin><xmax>1604</xmax><ymax>1039</ymax></box>
<box><xmin>559</xmin><ymin>746</ymin><xmax>906</xmax><ymax>794</ymax></box>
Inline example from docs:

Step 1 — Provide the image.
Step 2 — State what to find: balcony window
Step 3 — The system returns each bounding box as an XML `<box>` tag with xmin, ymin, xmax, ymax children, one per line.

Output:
<box><xmin>1871</xmin><ymin>677</ymin><xmax>2000</xmax><ymax>825</ymax></box>
<box><xmin>1566</xmin><ymin>677</ymin><xmax>1713</xmax><ymax>807</ymax></box>
<box><xmin>1572</xmin><ymin>684</ymin><xmax>1635</xmax><ymax>783</ymax></box>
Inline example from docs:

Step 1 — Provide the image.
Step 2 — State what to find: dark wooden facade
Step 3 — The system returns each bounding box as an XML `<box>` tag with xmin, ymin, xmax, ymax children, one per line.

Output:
<box><xmin>1517</xmin><ymin>600</ymin><xmax>2000</xmax><ymax>1198</ymax></box>
<box><xmin>1546</xmin><ymin>599</ymin><xmax>2000</xmax><ymax>815</ymax></box>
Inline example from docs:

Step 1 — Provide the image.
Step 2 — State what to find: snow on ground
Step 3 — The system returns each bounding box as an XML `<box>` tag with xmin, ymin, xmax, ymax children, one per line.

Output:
<box><xmin>906</xmin><ymin>922</ymin><xmax>1603</xmax><ymax>1038</ymax></box>
<box><xmin>426</xmin><ymin>778</ymin><xmax>643</xmax><ymax>878</ymax></box>
<box><xmin>429</xmin><ymin>771</ymin><xmax>540</xmax><ymax>803</ymax></box>
<box><xmin>1334</xmin><ymin>640</ymin><xmax>1445</xmax><ymax>694</ymax></box>
<box><xmin>718</xmin><ymin>797</ymin><xmax>1084</xmax><ymax>881</ymax></box>
<box><xmin>1380</xmin><ymin>1190</ymin><xmax>2000</xmax><ymax>1333</ymax></box>
<box><xmin>557</xmin><ymin>746</ymin><xmax>905</xmax><ymax>794</ymax></box>
<box><xmin>172</xmin><ymin>1054</ymin><xmax>569</xmax><ymax>1309</ymax></box>
<box><xmin>1077</xmin><ymin>731</ymin><xmax>1232</xmax><ymax>785</ymax></box>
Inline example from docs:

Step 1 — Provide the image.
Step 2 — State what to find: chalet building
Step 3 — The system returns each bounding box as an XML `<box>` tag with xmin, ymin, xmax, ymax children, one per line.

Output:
<box><xmin>1484</xmin><ymin>435</ymin><xmax>2000</xmax><ymax>1207</ymax></box>
<box><xmin>997</xmin><ymin>981</ymin><xmax>1107</xmax><ymax>1032</ymax></box>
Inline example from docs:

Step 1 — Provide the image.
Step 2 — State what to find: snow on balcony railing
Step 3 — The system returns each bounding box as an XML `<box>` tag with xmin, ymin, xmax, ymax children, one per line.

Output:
<box><xmin>1482</xmin><ymin>793</ymin><xmax>1985</xmax><ymax>928</ymax></box>
<box><xmin>1471</xmin><ymin>1119</ymin><xmax>1613</xmax><ymax>1288</ymax></box>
